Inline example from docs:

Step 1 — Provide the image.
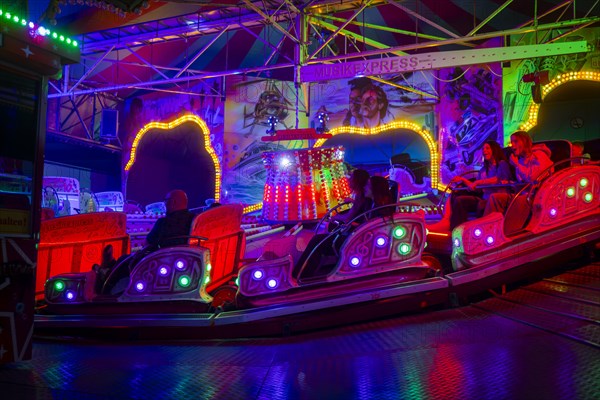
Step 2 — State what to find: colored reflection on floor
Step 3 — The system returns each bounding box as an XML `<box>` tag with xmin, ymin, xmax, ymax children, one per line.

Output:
<box><xmin>1</xmin><ymin>262</ymin><xmax>599</xmax><ymax>399</ymax></box>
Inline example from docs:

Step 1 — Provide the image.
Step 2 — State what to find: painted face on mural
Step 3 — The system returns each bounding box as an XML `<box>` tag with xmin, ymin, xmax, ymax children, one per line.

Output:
<box><xmin>349</xmin><ymin>87</ymin><xmax>362</xmax><ymax>119</ymax></box>
<box><xmin>359</xmin><ymin>88</ymin><xmax>383</xmax><ymax>120</ymax></box>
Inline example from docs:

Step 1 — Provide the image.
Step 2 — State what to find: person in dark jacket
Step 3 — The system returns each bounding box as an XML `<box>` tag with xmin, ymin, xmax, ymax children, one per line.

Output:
<box><xmin>146</xmin><ymin>189</ymin><xmax>196</xmax><ymax>247</ymax></box>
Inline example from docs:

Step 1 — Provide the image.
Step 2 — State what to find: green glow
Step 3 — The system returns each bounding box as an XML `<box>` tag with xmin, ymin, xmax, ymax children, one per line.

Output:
<box><xmin>393</xmin><ymin>226</ymin><xmax>406</xmax><ymax>239</ymax></box>
<box><xmin>566</xmin><ymin>187</ymin><xmax>575</xmax><ymax>198</ymax></box>
<box><xmin>584</xmin><ymin>192</ymin><xmax>593</xmax><ymax>203</ymax></box>
<box><xmin>13</xmin><ymin>15</ymin><xmax>19</xmax><ymax>22</ymax></box>
<box><xmin>204</xmin><ymin>276</ymin><xmax>210</xmax><ymax>284</ymax></box>
<box><xmin>179</xmin><ymin>275</ymin><xmax>191</xmax><ymax>287</ymax></box>
<box><xmin>580</xmin><ymin>178</ymin><xmax>589</xmax><ymax>188</ymax></box>
<box><xmin>398</xmin><ymin>243</ymin><xmax>411</xmax><ymax>255</ymax></box>
<box><xmin>20</xmin><ymin>19</ymin><xmax>26</xmax><ymax>25</ymax></box>
<box><xmin>59</xmin><ymin>35</ymin><xmax>65</xmax><ymax>41</ymax></box>
<box><xmin>66</xmin><ymin>38</ymin><xmax>71</xmax><ymax>44</ymax></box>
<box><xmin>52</xmin><ymin>32</ymin><xmax>57</xmax><ymax>38</ymax></box>
<box><xmin>5</xmin><ymin>13</ymin><xmax>11</xmax><ymax>19</ymax></box>
<box><xmin>73</xmin><ymin>40</ymin><xmax>78</xmax><ymax>47</ymax></box>
<box><xmin>54</xmin><ymin>280</ymin><xmax>65</xmax><ymax>291</ymax></box>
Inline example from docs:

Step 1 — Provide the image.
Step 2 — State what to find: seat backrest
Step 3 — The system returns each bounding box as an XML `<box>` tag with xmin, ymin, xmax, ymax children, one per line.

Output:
<box><xmin>189</xmin><ymin>204</ymin><xmax>245</xmax><ymax>291</ymax></box>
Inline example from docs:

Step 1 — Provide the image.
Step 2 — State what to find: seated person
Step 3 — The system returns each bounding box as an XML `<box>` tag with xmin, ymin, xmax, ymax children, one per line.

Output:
<box><xmin>293</xmin><ymin>169</ymin><xmax>372</xmax><ymax>279</ymax></box>
<box><xmin>146</xmin><ymin>189</ymin><xmax>197</xmax><ymax>248</ymax></box>
<box><xmin>369</xmin><ymin>175</ymin><xmax>395</xmax><ymax>218</ymax></box>
<box><xmin>93</xmin><ymin>244</ymin><xmax>117</xmax><ymax>294</ymax></box>
<box><xmin>572</xmin><ymin>141</ymin><xmax>591</xmax><ymax>163</ymax></box>
<box><xmin>429</xmin><ymin>140</ymin><xmax>512</xmax><ymax>231</ymax></box>
<box><xmin>102</xmin><ymin>190</ymin><xmax>196</xmax><ymax>294</ymax></box>
<box><xmin>484</xmin><ymin>131</ymin><xmax>553</xmax><ymax>216</ymax></box>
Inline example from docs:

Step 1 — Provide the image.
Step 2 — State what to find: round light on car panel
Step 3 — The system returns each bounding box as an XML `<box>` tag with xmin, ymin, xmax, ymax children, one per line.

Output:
<box><xmin>349</xmin><ymin>256</ymin><xmax>361</xmax><ymax>267</ymax></box>
<box><xmin>179</xmin><ymin>275</ymin><xmax>191</xmax><ymax>287</ymax></box>
<box><xmin>486</xmin><ymin>236</ymin><xmax>495</xmax><ymax>245</ymax></box>
<box><xmin>375</xmin><ymin>236</ymin><xmax>387</xmax><ymax>247</ymax></box>
<box><xmin>159</xmin><ymin>265</ymin><xmax>169</xmax><ymax>276</ymax></box>
<box><xmin>453</xmin><ymin>238</ymin><xmax>460</xmax><ymax>248</ymax></box>
<box><xmin>175</xmin><ymin>259</ymin><xmax>187</xmax><ymax>270</ymax></box>
<box><xmin>583</xmin><ymin>192</ymin><xmax>593</xmax><ymax>203</ymax></box>
<box><xmin>566</xmin><ymin>187</ymin><xmax>575</xmax><ymax>198</ymax></box>
<box><xmin>135</xmin><ymin>281</ymin><xmax>146</xmax><ymax>292</ymax></box>
<box><xmin>549</xmin><ymin>208</ymin><xmax>557</xmax><ymax>217</ymax></box>
<box><xmin>392</xmin><ymin>226</ymin><xmax>406</xmax><ymax>239</ymax></box>
<box><xmin>473</xmin><ymin>228</ymin><xmax>482</xmax><ymax>237</ymax></box>
<box><xmin>65</xmin><ymin>291</ymin><xmax>75</xmax><ymax>300</ymax></box>
<box><xmin>267</xmin><ymin>278</ymin><xmax>278</xmax><ymax>289</ymax></box>
<box><xmin>54</xmin><ymin>280</ymin><xmax>65</xmax><ymax>291</ymax></box>
<box><xmin>252</xmin><ymin>269</ymin><xmax>264</xmax><ymax>280</ymax></box>
<box><xmin>579</xmin><ymin>178</ymin><xmax>588</xmax><ymax>188</ymax></box>
<box><xmin>397</xmin><ymin>243</ymin><xmax>411</xmax><ymax>255</ymax></box>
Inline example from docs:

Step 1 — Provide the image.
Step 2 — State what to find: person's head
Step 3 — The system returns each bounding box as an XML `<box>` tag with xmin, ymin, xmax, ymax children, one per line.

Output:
<box><xmin>360</xmin><ymin>84</ymin><xmax>388</xmax><ymax>121</ymax></box>
<box><xmin>572</xmin><ymin>142</ymin><xmax>585</xmax><ymax>157</ymax></box>
<box><xmin>370</xmin><ymin>175</ymin><xmax>392</xmax><ymax>206</ymax></box>
<box><xmin>349</xmin><ymin>169</ymin><xmax>370</xmax><ymax>195</ymax></box>
<box><xmin>165</xmin><ymin>189</ymin><xmax>188</xmax><ymax>213</ymax></box>
<box><xmin>510</xmin><ymin>130</ymin><xmax>533</xmax><ymax>158</ymax></box>
<box><xmin>482</xmin><ymin>140</ymin><xmax>507</xmax><ymax>166</ymax></box>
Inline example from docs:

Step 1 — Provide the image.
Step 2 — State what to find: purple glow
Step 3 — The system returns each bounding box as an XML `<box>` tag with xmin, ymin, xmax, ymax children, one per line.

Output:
<box><xmin>135</xmin><ymin>282</ymin><xmax>145</xmax><ymax>292</ymax></box>
<box><xmin>175</xmin><ymin>259</ymin><xmax>186</xmax><ymax>270</ymax></box>
<box><xmin>267</xmin><ymin>278</ymin><xmax>278</xmax><ymax>288</ymax></box>
<box><xmin>473</xmin><ymin>228</ymin><xmax>482</xmax><ymax>237</ymax></box>
<box><xmin>65</xmin><ymin>291</ymin><xmax>75</xmax><ymax>300</ymax></box>
<box><xmin>549</xmin><ymin>208</ymin><xmax>557</xmax><ymax>217</ymax></box>
<box><xmin>375</xmin><ymin>236</ymin><xmax>387</xmax><ymax>247</ymax></box>
<box><xmin>159</xmin><ymin>266</ymin><xmax>169</xmax><ymax>276</ymax></box>
<box><xmin>486</xmin><ymin>236</ymin><xmax>495</xmax><ymax>245</ymax></box>
<box><xmin>453</xmin><ymin>238</ymin><xmax>460</xmax><ymax>247</ymax></box>
<box><xmin>350</xmin><ymin>256</ymin><xmax>361</xmax><ymax>267</ymax></box>
<box><xmin>252</xmin><ymin>269</ymin><xmax>264</xmax><ymax>280</ymax></box>
<box><xmin>28</xmin><ymin>21</ymin><xmax>34</xmax><ymax>28</ymax></box>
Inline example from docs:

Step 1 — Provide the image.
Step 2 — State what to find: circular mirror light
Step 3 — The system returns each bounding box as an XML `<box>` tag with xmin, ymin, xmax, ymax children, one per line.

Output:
<box><xmin>549</xmin><ymin>208</ymin><xmax>557</xmax><ymax>217</ymax></box>
<box><xmin>135</xmin><ymin>282</ymin><xmax>145</xmax><ymax>292</ymax></box>
<box><xmin>584</xmin><ymin>192</ymin><xmax>593</xmax><ymax>203</ymax></box>
<box><xmin>393</xmin><ymin>226</ymin><xmax>406</xmax><ymax>239</ymax></box>
<box><xmin>486</xmin><ymin>236</ymin><xmax>495</xmax><ymax>245</ymax></box>
<box><xmin>179</xmin><ymin>276</ymin><xmax>191</xmax><ymax>287</ymax></box>
<box><xmin>566</xmin><ymin>187</ymin><xmax>575</xmax><ymax>198</ymax></box>
<box><xmin>54</xmin><ymin>280</ymin><xmax>65</xmax><ymax>291</ymax></box>
<box><xmin>350</xmin><ymin>256</ymin><xmax>361</xmax><ymax>267</ymax></box>
<box><xmin>473</xmin><ymin>228</ymin><xmax>482</xmax><ymax>237</ymax></box>
<box><xmin>267</xmin><ymin>278</ymin><xmax>278</xmax><ymax>289</ymax></box>
<box><xmin>253</xmin><ymin>269</ymin><xmax>264</xmax><ymax>280</ymax></box>
<box><xmin>398</xmin><ymin>243</ymin><xmax>411</xmax><ymax>255</ymax></box>
<box><xmin>175</xmin><ymin>259</ymin><xmax>186</xmax><ymax>270</ymax></box>
<box><xmin>579</xmin><ymin>178</ymin><xmax>588</xmax><ymax>188</ymax></box>
<box><xmin>375</xmin><ymin>236</ymin><xmax>387</xmax><ymax>247</ymax></box>
<box><xmin>159</xmin><ymin>266</ymin><xmax>169</xmax><ymax>276</ymax></box>
<box><xmin>65</xmin><ymin>291</ymin><xmax>75</xmax><ymax>300</ymax></box>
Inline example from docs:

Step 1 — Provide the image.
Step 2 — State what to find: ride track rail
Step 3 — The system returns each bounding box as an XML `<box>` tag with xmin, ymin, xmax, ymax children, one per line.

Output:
<box><xmin>469</xmin><ymin>261</ymin><xmax>600</xmax><ymax>349</ymax></box>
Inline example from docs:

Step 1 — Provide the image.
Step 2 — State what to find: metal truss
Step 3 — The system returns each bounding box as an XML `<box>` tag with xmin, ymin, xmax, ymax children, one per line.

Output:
<box><xmin>50</xmin><ymin>0</ymin><xmax>598</xmax><ymax>143</ymax></box>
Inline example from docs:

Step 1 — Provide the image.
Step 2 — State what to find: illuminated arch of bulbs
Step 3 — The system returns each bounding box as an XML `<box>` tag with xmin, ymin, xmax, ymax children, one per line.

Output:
<box><xmin>520</xmin><ymin>71</ymin><xmax>600</xmax><ymax>131</ymax></box>
<box><xmin>313</xmin><ymin>120</ymin><xmax>441</xmax><ymax>191</ymax></box>
<box><xmin>124</xmin><ymin>114</ymin><xmax>222</xmax><ymax>202</ymax></box>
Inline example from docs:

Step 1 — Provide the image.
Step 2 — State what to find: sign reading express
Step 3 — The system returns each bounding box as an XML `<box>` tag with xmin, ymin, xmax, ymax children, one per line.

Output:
<box><xmin>300</xmin><ymin>42</ymin><xmax>589</xmax><ymax>82</ymax></box>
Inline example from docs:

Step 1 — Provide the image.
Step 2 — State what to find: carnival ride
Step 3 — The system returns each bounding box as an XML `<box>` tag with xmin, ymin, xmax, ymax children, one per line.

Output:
<box><xmin>34</xmin><ymin>151</ymin><xmax>600</xmax><ymax>338</ymax></box>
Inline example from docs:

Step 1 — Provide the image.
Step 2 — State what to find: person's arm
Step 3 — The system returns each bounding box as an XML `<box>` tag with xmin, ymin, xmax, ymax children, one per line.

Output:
<box><xmin>145</xmin><ymin>218</ymin><xmax>164</xmax><ymax>246</ymax></box>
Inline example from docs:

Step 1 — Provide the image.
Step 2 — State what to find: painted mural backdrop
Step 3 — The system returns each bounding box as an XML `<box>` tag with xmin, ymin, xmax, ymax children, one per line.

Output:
<box><xmin>503</xmin><ymin>28</ymin><xmax>600</xmax><ymax>139</ymax></box>
<box><xmin>223</xmin><ymin>76</ymin><xmax>308</xmax><ymax>206</ymax></box>
<box><xmin>437</xmin><ymin>64</ymin><xmax>503</xmax><ymax>185</ymax></box>
<box><xmin>121</xmin><ymin>80</ymin><xmax>224</xmax><ymax>207</ymax></box>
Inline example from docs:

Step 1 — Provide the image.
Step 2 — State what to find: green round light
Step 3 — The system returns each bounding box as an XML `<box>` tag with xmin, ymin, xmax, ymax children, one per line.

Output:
<box><xmin>397</xmin><ymin>242</ymin><xmax>411</xmax><ymax>255</ymax></box>
<box><xmin>66</xmin><ymin>38</ymin><xmax>71</xmax><ymax>44</ymax></box>
<box><xmin>52</xmin><ymin>32</ymin><xmax>57</xmax><ymax>38</ymax></box>
<box><xmin>72</xmin><ymin>40</ymin><xmax>78</xmax><ymax>47</ymax></box>
<box><xmin>20</xmin><ymin>19</ymin><xmax>26</xmax><ymax>25</ymax></box>
<box><xmin>566</xmin><ymin>187</ymin><xmax>575</xmax><ymax>198</ymax></box>
<box><xmin>5</xmin><ymin>13</ymin><xmax>11</xmax><ymax>19</ymax></box>
<box><xmin>204</xmin><ymin>276</ymin><xmax>210</xmax><ymax>284</ymax></box>
<box><xmin>392</xmin><ymin>226</ymin><xmax>406</xmax><ymax>239</ymax></box>
<box><xmin>54</xmin><ymin>280</ymin><xmax>65</xmax><ymax>291</ymax></box>
<box><xmin>178</xmin><ymin>275</ymin><xmax>191</xmax><ymax>287</ymax></box>
<box><xmin>13</xmin><ymin>15</ymin><xmax>19</xmax><ymax>22</ymax></box>
<box><xmin>0</xmin><ymin>10</ymin><xmax>3</xmax><ymax>16</ymax></box>
<box><xmin>584</xmin><ymin>192</ymin><xmax>593</xmax><ymax>203</ymax></box>
<box><xmin>580</xmin><ymin>178</ymin><xmax>589</xmax><ymax>188</ymax></box>
<box><xmin>59</xmin><ymin>35</ymin><xmax>65</xmax><ymax>41</ymax></box>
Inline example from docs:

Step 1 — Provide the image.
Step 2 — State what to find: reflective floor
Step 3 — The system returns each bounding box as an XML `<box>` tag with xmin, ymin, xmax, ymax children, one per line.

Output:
<box><xmin>2</xmin><ymin>261</ymin><xmax>599</xmax><ymax>400</ymax></box>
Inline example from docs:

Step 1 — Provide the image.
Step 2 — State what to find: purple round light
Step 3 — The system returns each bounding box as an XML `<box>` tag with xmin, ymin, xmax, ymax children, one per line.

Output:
<box><xmin>267</xmin><ymin>278</ymin><xmax>278</xmax><ymax>288</ymax></box>
<box><xmin>486</xmin><ymin>236</ymin><xmax>495</xmax><ymax>245</ymax></box>
<box><xmin>159</xmin><ymin>266</ymin><xmax>169</xmax><ymax>276</ymax></box>
<box><xmin>252</xmin><ymin>269</ymin><xmax>264</xmax><ymax>280</ymax></box>
<box><xmin>175</xmin><ymin>259</ymin><xmax>186</xmax><ymax>270</ymax></box>
<box><xmin>135</xmin><ymin>281</ymin><xmax>145</xmax><ymax>292</ymax></box>
<box><xmin>350</xmin><ymin>256</ymin><xmax>361</xmax><ymax>267</ymax></box>
<box><xmin>473</xmin><ymin>228</ymin><xmax>482</xmax><ymax>237</ymax></box>
<box><xmin>65</xmin><ymin>291</ymin><xmax>75</xmax><ymax>300</ymax></box>
<box><xmin>549</xmin><ymin>208</ymin><xmax>557</xmax><ymax>217</ymax></box>
<box><xmin>375</xmin><ymin>236</ymin><xmax>387</xmax><ymax>247</ymax></box>
<box><xmin>453</xmin><ymin>238</ymin><xmax>460</xmax><ymax>247</ymax></box>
